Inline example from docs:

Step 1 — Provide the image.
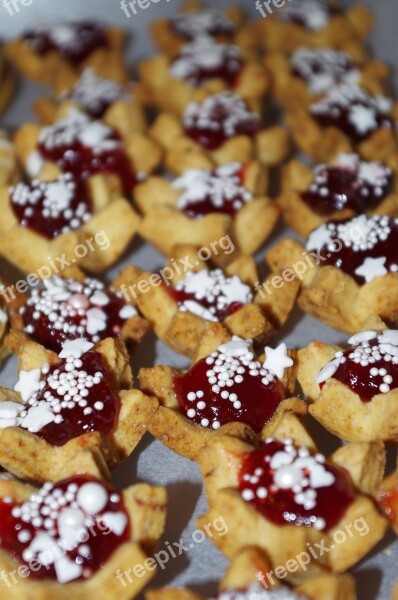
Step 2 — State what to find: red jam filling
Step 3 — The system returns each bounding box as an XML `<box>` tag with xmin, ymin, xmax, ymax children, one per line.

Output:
<box><xmin>0</xmin><ymin>475</ymin><xmax>130</xmax><ymax>582</ymax></box>
<box><xmin>170</xmin><ymin>10</ymin><xmax>235</xmax><ymax>41</ymax></box>
<box><xmin>307</xmin><ymin>216</ymin><xmax>398</xmax><ymax>284</ymax></box>
<box><xmin>376</xmin><ymin>485</ymin><xmax>398</xmax><ymax>525</ymax></box>
<box><xmin>183</xmin><ymin>92</ymin><xmax>260</xmax><ymax>150</ymax></box>
<box><xmin>301</xmin><ymin>157</ymin><xmax>392</xmax><ymax>215</ymax></box>
<box><xmin>318</xmin><ymin>331</ymin><xmax>398</xmax><ymax>402</ymax></box>
<box><xmin>21</xmin><ymin>277</ymin><xmax>131</xmax><ymax>352</ymax></box>
<box><xmin>173</xmin><ymin>342</ymin><xmax>285</xmax><ymax>432</ymax></box>
<box><xmin>175</xmin><ymin>163</ymin><xmax>251</xmax><ymax>219</ymax></box>
<box><xmin>310</xmin><ymin>85</ymin><xmax>393</xmax><ymax>143</ymax></box>
<box><xmin>10</xmin><ymin>173</ymin><xmax>92</xmax><ymax>239</ymax></box>
<box><xmin>238</xmin><ymin>440</ymin><xmax>355</xmax><ymax>531</ymax></box>
<box><xmin>22</xmin><ymin>351</ymin><xmax>120</xmax><ymax>447</ymax></box>
<box><xmin>38</xmin><ymin>113</ymin><xmax>137</xmax><ymax>194</ymax></box>
<box><xmin>23</xmin><ymin>22</ymin><xmax>108</xmax><ymax>65</ymax></box>
<box><xmin>169</xmin><ymin>288</ymin><xmax>243</xmax><ymax>321</ymax></box>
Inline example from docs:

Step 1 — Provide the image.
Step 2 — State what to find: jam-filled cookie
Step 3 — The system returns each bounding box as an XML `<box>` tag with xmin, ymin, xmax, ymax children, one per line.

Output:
<box><xmin>0</xmin><ymin>336</ymin><xmax>157</xmax><ymax>482</ymax></box>
<box><xmin>136</xmin><ymin>161</ymin><xmax>279</xmax><ymax>257</ymax></box>
<box><xmin>149</xmin><ymin>91</ymin><xmax>290</xmax><ymax>174</ymax></box>
<box><xmin>286</xmin><ymin>84</ymin><xmax>398</xmax><ymax>163</ymax></box>
<box><xmin>35</xmin><ymin>68</ymin><xmax>147</xmax><ymax>137</ymax></box>
<box><xmin>267</xmin><ymin>214</ymin><xmax>398</xmax><ymax>332</ymax></box>
<box><xmin>112</xmin><ymin>247</ymin><xmax>299</xmax><ymax>358</ymax></box>
<box><xmin>298</xmin><ymin>328</ymin><xmax>398</xmax><ymax>442</ymax></box>
<box><xmin>139</xmin><ymin>328</ymin><xmax>305</xmax><ymax>460</ymax></box>
<box><xmin>197</xmin><ymin>425</ymin><xmax>387</xmax><ymax>583</ymax></box>
<box><xmin>265</xmin><ymin>47</ymin><xmax>389</xmax><ymax>112</ymax></box>
<box><xmin>255</xmin><ymin>1</ymin><xmax>373</xmax><ymax>55</ymax></box>
<box><xmin>4</xmin><ymin>21</ymin><xmax>128</xmax><ymax>86</ymax></box>
<box><xmin>277</xmin><ymin>153</ymin><xmax>398</xmax><ymax>237</ymax></box>
<box><xmin>5</xmin><ymin>274</ymin><xmax>149</xmax><ymax>355</ymax></box>
<box><xmin>0</xmin><ymin>170</ymin><xmax>140</xmax><ymax>275</ymax></box>
<box><xmin>0</xmin><ymin>454</ymin><xmax>166</xmax><ymax>599</ymax></box>
<box><xmin>0</xmin><ymin>130</ymin><xmax>18</xmax><ymax>186</ymax></box>
<box><xmin>14</xmin><ymin>107</ymin><xmax>161</xmax><ymax>198</ymax></box>
<box><xmin>150</xmin><ymin>1</ymin><xmax>246</xmax><ymax>58</ymax></box>
<box><xmin>138</xmin><ymin>37</ymin><xmax>269</xmax><ymax>115</ymax></box>
<box><xmin>146</xmin><ymin>546</ymin><xmax>356</xmax><ymax>600</ymax></box>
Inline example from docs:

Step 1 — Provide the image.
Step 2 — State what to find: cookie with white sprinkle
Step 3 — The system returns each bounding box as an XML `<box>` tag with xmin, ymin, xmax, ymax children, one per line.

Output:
<box><xmin>0</xmin><ymin>457</ymin><xmax>166</xmax><ymax>600</ymax></box>
<box><xmin>139</xmin><ymin>327</ymin><xmax>304</xmax><ymax>461</ymax></box>
<box><xmin>197</xmin><ymin>426</ymin><xmax>387</xmax><ymax>584</ymax></box>
<box><xmin>138</xmin><ymin>37</ymin><xmax>269</xmax><ymax>116</ymax></box>
<box><xmin>136</xmin><ymin>161</ymin><xmax>280</xmax><ymax>257</ymax></box>
<box><xmin>0</xmin><ymin>336</ymin><xmax>158</xmax><ymax>482</ymax></box>
<box><xmin>298</xmin><ymin>328</ymin><xmax>398</xmax><ymax>442</ymax></box>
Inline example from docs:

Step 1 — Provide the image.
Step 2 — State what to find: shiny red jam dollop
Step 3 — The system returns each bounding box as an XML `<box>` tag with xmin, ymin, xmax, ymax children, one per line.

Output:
<box><xmin>174</xmin><ymin>163</ymin><xmax>251</xmax><ymax>218</ymax></box>
<box><xmin>183</xmin><ymin>92</ymin><xmax>260</xmax><ymax>150</ymax></box>
<box><xmin>306</xmin><ymin>215</ymin><xmax>398</xmax><ymax>284</ymax></box>
<box><xmin>21</xmin><ymin>276</ymin><xmax>135</xmax><ymax>352</ymax></box>
<box><xmin>170</xmin><ymin>39</ymin><xmax>242</xmax><ymax>88</ymax></box>
<box><xmin>238</xmin><ymin>439</ymin><xmax>355</xmax><ymax>531</ymax></box>
<box><xmin>173</xmin><ymin>338</ymin><xmax>285</xmax><ymax>432</ymax></box>
<box><xmin>301</xmin><ymin>154</ymin><xmax>392</xmax><ymax>215</ymax></box>
<box><xmin>310</xmin><ymin>84</ymin><xmax>393</xmax><ymax>143</ymax></box>
<box><xmin>316</xmin><ymin>330</ymin><xmax>398</xmax><ymax>402</ymax></box>
<box><xmin>168</xmin><ymin>269</ymin><xmax>253</xmax><ymax>322</ymax></box>
<box><xmin>37</xmin><ymin>111</ymin><xmax>136</xmax><ymax>194</ymax></box>
<box><xmin>0</xmin><ymin>475</ymin><xmax>129</xmax><ymax>583</ymax></box>
<box><xmin>10</xmin><ymin>173</ymin><xmax>92</xmax><ymax>239</ymax></box>
<box><xmin>171</xmin><ymin>9</ymin><xmax>235</xmax><ymax>40</ymax></box>
<box><xmin>23</xmin><ymin>22</ymin><xmax>108</xmax><ymax>65</ymax></box>
<box><xmin>18</xmin><ymin>350</ymin><xmax>120</xmax><ymax>446</ymax></box>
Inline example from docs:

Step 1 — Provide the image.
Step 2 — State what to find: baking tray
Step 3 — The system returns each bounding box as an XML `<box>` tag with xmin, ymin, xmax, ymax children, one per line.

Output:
<box><xmin>0</xmin><ymin>1</ymin><xmax>397</xmax><ymax>598</ymax></box>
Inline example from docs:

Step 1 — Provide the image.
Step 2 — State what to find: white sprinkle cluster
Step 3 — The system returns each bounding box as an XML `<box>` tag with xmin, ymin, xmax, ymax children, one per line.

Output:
<box><xmin>316</xmin><ymin>329</ymin><xmax>398</xmax><ymax>395</ymax></box>
<box><xmin>290</xmin><ymin>48</ymin><xmax>360</xmax><ymax>94</ymax></box>
<box><xmin>174</xmin><ymin>162</ymin><xmax>252</xmax><ymax>214</ymax></box>
<box><xmin>39</xmin><ymin>110</ymin><xmax>120</xmax><ymax>156</ymax></box>
<box><xmin>21</xmin><ymin>276</ymin><xmax>134</xmax><ymax>343</ymax></box>
<box><xmin>184</xmin><ymin>337</ymin><xmax>274</xmax><ymax>430</ymax></box>
<box><xmin>310</xmin><ymin>84</ymin><xmax>393</xmax><ymax>136</ymax></box>
<box><xmin>175</xmin><ymin>269</ymin><xmax>253</xmax><ymax>322</ymax></box>
<box><xmin>62</xmin><ymin>68</ymin><xmax>128</xmax><ymax>115</ymax></box>
<box><xmin>241</xmin><ymin>439</ymin><xmax>334</xmax><ymax>531</ymax></box>
<box><xmin>213</xmin><ymin>584</ymin><xmax>305</xmax><ymax>600</ymax></box>
<box><xmin>26</xmin><ymin>22</ymin><xmax>103</xmax><ymax>54</ymax></box>
<box><xmin>172</xmin><ymin>9</ymin><xmax>235</xmax><ymax>39</ymax></box>
<box><xmin>8</xmin><ymin>479</ymin><xmax>126</xmax><ymax>583</ymax></box>
<box><xmin>307</xmin><ymin>214</ymin><xmax>396</xmax><ymax>256</ymax></box>
<box><xmin>308</xmin><ymin>153</ymin><xmax>391</xmax><ymax>202</ymax></box>
<box><xmin>18</xmin><ymin>354</ymin><xmax>104</xmax><ymax>431</ymax></box>
<box><xmin>279</xmin><ymin>1</ymin><xmax>330</xmax><ymax>30</ymax></box>
<box><xmin>10</xmin><ymin>173</ymin><xmax>91</xmax><ymax>235</ymax></box>
<box><xmin>170</xmin><ymin>37</ymin><xmax>241</xmax><ymax>85</ymax></box>
<box><xmin>183</xmin><ymin>92</ymin><xmax>260</xmax><ymax>139</ymax></box>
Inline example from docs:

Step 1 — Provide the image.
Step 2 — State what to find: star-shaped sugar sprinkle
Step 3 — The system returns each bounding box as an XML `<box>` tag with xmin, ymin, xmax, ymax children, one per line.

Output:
<box><xmin>14</xmin><ymin>369</ymin><xmax>41</xmax><ymax>402</ymax></box>
<box><xmin>306</xmin><ymin>225</ymin><xmax>332</xmax><ymax>251</ymax></box>
<box><xmin>348</xmin><ymin>105</ymin><xmax>377</xmax><ymax>135</ymax></box>
<box><xmin>263</xmin><ymin>343</ymin><xmax>293</xmax><ymax>379</ymax></box>
<box><xmin>58</xmin><ymin>338</ymin><xmax>94</xmax><ymax>359</ymax></box>
<box><xmin>218</xmin><ymin>336</ymin><xmax>252</xmax><ymax>357</ymax></box>
<box><xmin>354</xmin><ymin>257</ymin><xmax>388</xmax><ymax>283</ymax></box>
<box><xmin>0</xmin><ymin>307</ymin><xmax>7</xmax><ymax>323</ymax></box>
